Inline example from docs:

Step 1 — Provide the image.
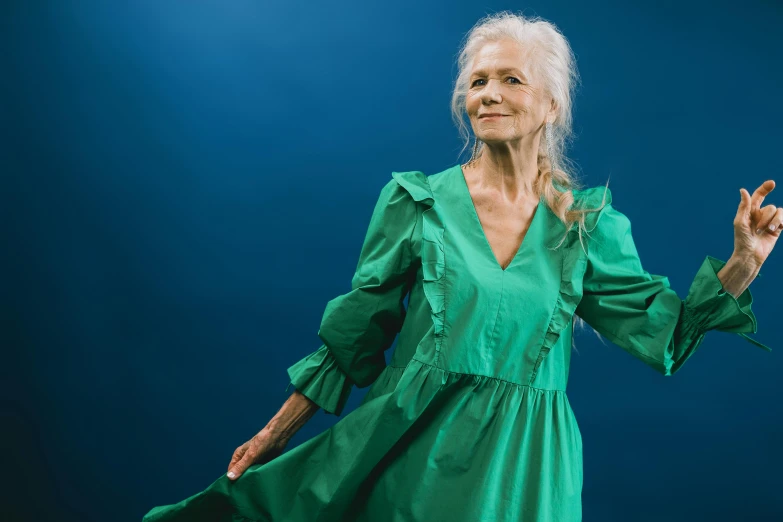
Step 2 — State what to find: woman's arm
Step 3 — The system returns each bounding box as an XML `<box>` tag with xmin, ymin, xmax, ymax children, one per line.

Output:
<box><xmin>226</xmin><ymin>390</ymin><xmax>319</xmax><ymax>480</ymax></box>
<box><xmin>574</xmin><ymin>202</ymin><xmax>770</xmax><ymax>377</ymax></box>
<box><xmin>227</xmin><ymin>175</ymin><xmax>426</xmax><ymax>481</ymax></box>
<box><xmin>266</xmin><ymin>390</ymin><xmax>320</xmax><ymax>443</ymax></box>
<box><xmin>284</xmin><ymin>173</ymin><xmax>426</xmax><ymax>416</ymax></box>
<box><xmin>716</xmin><ymin>253</ymin><xmax>761</xmax><ymax>298</ymax></box>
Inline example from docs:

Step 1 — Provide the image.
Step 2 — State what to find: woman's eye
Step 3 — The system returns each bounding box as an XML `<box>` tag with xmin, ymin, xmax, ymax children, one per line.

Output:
<box><xmin>470</xmin><ymin>77</ymin><xmax>522</xmax><ymax>87</ymax></box>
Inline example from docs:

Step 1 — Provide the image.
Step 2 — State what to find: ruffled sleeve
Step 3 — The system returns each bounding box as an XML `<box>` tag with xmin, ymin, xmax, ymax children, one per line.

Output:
<box><xmin>285</xmin><ymin>174</ymin><xmax>422</xmax><ymax>415</ymax></box>
<box><xmin>574</xmin><ymin>195</ymin><xmax>771</xmax><ymax>377</ymax></box>
<box><xmin>285</xmin><ymin>344</ymin><xmax>354</xmax><ymax>417</ymax></box>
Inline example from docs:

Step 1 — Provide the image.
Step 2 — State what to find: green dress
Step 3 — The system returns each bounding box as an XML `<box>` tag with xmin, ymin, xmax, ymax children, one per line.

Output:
<box><xmin>143</xmin><ymin>164</ymin><xmax>770</xmax><ymax>522</ymax></box>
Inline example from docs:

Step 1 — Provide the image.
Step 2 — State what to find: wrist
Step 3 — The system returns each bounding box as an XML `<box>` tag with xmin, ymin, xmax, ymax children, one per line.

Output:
<box><xmin>265</xmin><ymin>391</ymin><xmax>319</xmax><ymax>442</ymax></box>
<box><xmin>717</xmin><ymin>254</ymin><xmax>760</xmax><ymax>298</ymax></box>
<box><xmin>729</xmin><ymin>251</ymin><xmax>762</xmax><ymax>273</ymax></box>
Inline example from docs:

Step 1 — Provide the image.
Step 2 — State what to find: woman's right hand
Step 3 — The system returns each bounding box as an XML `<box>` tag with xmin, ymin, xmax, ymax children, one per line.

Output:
<box><xmin>226</xmin><ymin>390</ymin><xmax>320</xmax><ymax>480</ymax></box>
<box><xmin>226</xmin><ymin>427</ymin><xmax>288</xmax><ymax>480</ymax></box>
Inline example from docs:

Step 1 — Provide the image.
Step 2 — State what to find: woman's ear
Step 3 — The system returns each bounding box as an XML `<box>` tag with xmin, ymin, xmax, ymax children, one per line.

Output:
<box><xmin>548</xmin><ymin>98</ymin><xmax>558</xmax><ymax>122</ymax></box>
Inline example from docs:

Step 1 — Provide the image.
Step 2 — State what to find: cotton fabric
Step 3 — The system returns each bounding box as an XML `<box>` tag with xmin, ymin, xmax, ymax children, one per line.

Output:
<box><xmin>143</xmin><ymin>164</ymin><xmax>769</xmax><ymax>522</ymax></box>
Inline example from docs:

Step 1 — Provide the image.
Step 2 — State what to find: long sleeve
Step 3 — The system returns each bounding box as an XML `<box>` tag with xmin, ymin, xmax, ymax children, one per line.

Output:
<box><xmin>285</xmin><ymin>176</ymin><xmax>419</xmax><ymax>415</ymax></box>
<box><xmin>574</xmin><ymin>201</ymin><xmax>771</xmax><ymax>377</ymax></box>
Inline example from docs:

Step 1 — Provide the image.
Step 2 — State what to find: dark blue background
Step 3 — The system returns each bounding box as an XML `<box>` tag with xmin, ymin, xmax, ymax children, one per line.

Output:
<box><xmin>3</xmin><ymin>1</ymin><xmax>781</xmax><ymax>521</ymax></box>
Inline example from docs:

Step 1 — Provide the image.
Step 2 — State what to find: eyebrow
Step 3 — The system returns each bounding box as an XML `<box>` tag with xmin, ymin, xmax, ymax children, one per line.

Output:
<box><xmin>470</xmin><ymin>67</ymin><xmax>528</xmax><ymax>80</ymax></box>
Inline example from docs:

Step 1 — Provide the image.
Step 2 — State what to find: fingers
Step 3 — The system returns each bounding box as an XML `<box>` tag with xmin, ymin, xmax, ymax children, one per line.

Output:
<box><xmin>228</xmin><ymin>446</ymin><xmax>245</xmax><ymax>469</ymax></box>
<box><xmin>757</xmin><ymin>207</ymin><xmax>783</xmax><ymax>235</ymax></box>
<box><xmin>227</xmin><ymin>443</ymin><xmax>249</xmax><ymax>479</ymax></box>
<box><xmin>228</xmin><ymin>450</ymin><xmax>255</xmax><ymax>481</ymax></box>
<box><xmin>750</xmin><ymin>180</ymin><xmax>776</xmax><ymax>212</ymax></box>
<box><xmin>754</xmin><ymin>204</ymin><xmax>778</xmax><ymax>234</ymax></box>
<box><xmin>737</xmin><ymin>188</ymin><xmax>752</xmax><ymax>221</ymax></box>
<box><xmin>227</xmin><ymin>435</ymin><xmax>267</xmax><ymax>481</ymax></box>
<box><xmin>225</xmin><ymin>430</ymin><xmax>288</xmax><ymax>481</ymax></box>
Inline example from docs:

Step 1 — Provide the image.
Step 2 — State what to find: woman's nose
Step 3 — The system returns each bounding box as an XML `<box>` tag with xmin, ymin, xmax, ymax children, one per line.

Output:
<box><xmin>481</xmin><ymin>79</ymin><xmax>503</xmax><ymax>100</ymax></box>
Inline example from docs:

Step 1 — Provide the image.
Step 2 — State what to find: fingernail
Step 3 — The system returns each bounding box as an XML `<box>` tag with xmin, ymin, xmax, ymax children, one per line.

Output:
<box><xmin>756</xmin><ymin>228</ymin><xmax>761</xmax><ymax>234</ymax></box>
<box><xmin>769</xmin><ymin>224</ymin><xmax>777</xmax><ymax>232</ymax></box>
<box><xmin>227</xmin><ymin>471</ymin><xmax>235</xmax><ymax>479</ymax></box>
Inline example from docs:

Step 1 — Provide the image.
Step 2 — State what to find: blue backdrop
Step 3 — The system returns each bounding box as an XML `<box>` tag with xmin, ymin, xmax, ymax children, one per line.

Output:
<box><xmin>3</xmin><ymin>1</ymin><xmax>781</xmax><ymax>521</ymax></box>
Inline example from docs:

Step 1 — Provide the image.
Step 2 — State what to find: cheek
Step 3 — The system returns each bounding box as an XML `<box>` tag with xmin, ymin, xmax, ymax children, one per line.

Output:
<box><xmin>517</xmin><ymin>97</ymin><xmax>536</xmax><ymax>112</ymax></box>
<box><xmin>512</xmin><ymin>89</ymin><xmax>536</xmax><ymax>105</ymax></box>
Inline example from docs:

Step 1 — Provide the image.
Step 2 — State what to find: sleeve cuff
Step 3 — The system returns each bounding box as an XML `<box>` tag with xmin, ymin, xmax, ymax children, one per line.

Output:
<box><xmin>285</xmin><ymin>344</ymin><xmax>354</xmax><ymax>416</ymax></box>
<box><xmin>683</xmin><ymin>256</ymin><xmax>771</xmax><ymax>352</ymax></box>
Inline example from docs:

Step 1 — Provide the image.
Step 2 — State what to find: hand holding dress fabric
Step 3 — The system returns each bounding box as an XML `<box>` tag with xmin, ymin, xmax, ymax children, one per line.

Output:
<box><xmin>226</xmin><ymin>424</ymin><xmax>289</xmax><ymax>481</ymax></box>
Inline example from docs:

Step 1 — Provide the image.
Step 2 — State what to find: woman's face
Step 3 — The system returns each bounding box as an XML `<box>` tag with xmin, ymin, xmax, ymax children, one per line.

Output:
<box><xmin>465</xmin><ymin>39</ymin><xmax>555</xmax><ymax>148</ymax></box>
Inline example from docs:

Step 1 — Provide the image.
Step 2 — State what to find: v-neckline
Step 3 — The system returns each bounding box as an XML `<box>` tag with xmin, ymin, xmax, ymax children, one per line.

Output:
<box><xmin>456</xmin><ymin>164</ymin><xmax>543</xmax><ymax>272</ymax></box>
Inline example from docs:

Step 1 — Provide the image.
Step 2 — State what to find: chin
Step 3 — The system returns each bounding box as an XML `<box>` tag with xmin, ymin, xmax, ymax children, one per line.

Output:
<box><xmin>476</xmin><ymin>133</ymin><xmax>513</xmax><ymax>143</ymax></box>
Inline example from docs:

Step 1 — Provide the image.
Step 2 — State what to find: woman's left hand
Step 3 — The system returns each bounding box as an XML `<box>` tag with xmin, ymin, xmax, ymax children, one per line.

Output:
<box><xmin>734</xmin><ymin>180</ymin><xmax>782</xmax><ymax>268</ymax></box>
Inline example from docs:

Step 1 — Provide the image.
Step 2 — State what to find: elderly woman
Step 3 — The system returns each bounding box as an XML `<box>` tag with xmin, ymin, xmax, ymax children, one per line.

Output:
<box><xmin>143</xmin><ymin>11</ymin><xmax>778</xmax><ymax>522</ymax></box>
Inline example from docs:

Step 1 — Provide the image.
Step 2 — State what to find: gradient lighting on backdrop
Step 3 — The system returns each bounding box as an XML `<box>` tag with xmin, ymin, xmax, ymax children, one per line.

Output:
<box><xmin>3</xmin><ymin>1</ymin><xmax>781</xmax><ymax>521</ymax></box>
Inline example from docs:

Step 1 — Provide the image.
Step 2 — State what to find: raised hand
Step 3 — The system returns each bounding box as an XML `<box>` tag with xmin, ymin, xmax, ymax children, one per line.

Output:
<box><xmin>734</xmin><ymin>180</ymin><xmax>781</xmax><ymax>268</ymax></box>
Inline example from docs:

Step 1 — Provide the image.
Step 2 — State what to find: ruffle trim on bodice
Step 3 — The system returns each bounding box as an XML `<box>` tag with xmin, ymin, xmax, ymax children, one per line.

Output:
<box><xmin>530</xmin><ymin>186</ymin><xmax>614</xmax><ymax>385</ymax></box>
<box><xmin>391</xmin><ymin>171</ymin><xmax>446</xmax><ymax>356</ymax></box>
<box><xmin>390</xmin><ymin>173</ymin><xmax>617</xmax><ymax>386</ymax></box>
